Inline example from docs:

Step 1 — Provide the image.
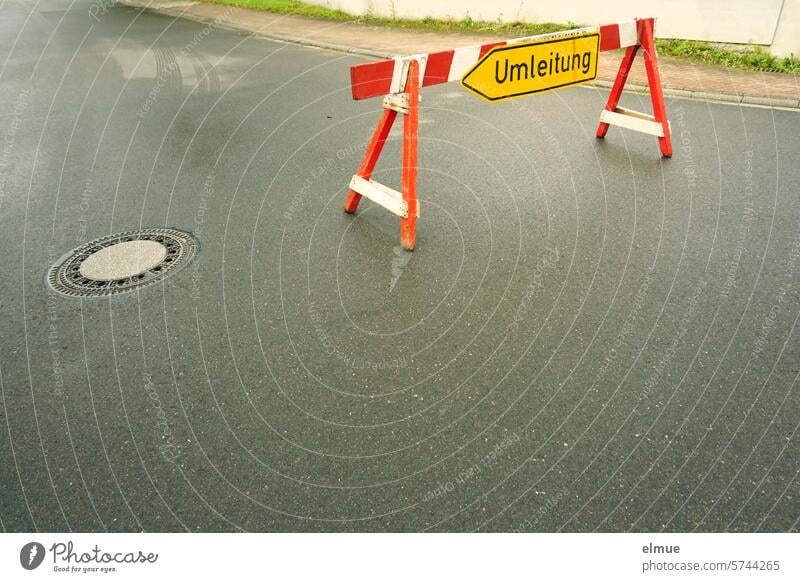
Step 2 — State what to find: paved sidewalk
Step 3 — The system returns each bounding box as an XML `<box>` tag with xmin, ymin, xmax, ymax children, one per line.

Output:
<box><xmin>122</xmin><ymin>0</ymin><xmax>800</xmax><ymax>108</ymax></box>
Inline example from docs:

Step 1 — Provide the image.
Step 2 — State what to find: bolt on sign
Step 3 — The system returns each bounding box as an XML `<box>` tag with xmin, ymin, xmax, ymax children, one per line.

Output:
<box><xmin>461</xmin><ymin>31</ymin><xmax>600</xmax><ymax>102</ymax></box>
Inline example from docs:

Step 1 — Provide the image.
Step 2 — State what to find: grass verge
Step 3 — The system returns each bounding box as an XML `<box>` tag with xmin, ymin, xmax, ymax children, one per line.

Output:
<box><xmin>655</xmin><ymin>39</ymin><xmax>799</xmax><ymax>74</ymax></box>
<box><xmin>200</xmin><ymin>0</ymin><xmax>575</xmax><ymax>37</ymax></box>
<box><xmin>201</xmin><ymin>0</ymin><xmax>799</xmax><ymax>74</ymax></box>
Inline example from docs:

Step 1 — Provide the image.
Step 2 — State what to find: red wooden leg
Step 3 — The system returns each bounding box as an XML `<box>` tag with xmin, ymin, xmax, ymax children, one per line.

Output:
<box><xmin>596</xmin><ymin>44</ymin><xmax>639</xmax><ymax>138</ymax></box>
<box><xmin>640</xmin><ymin>19</ymin><xmax>672</xmax><ymax>157</ymax></box>
<box><xmin>344</xmin><ymin>108</ymin><xmax>398</xmax><ymax>213</ymax></box>
<box><xmin>400</xmin><ymin>60</ymin><xmax>419</xmax><ymax>251</ymax></box>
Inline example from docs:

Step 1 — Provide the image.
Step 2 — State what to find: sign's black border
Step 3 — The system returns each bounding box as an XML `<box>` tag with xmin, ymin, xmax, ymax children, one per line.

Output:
<box><xmin>461</xmin><ymin>32</ymin><xmax>601</xmax><ymax>102</ymax></box>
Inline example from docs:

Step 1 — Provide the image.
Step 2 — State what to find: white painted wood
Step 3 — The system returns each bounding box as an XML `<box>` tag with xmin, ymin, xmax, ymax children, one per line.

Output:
<box><xmin>618</xmin><ymin>20</ymin><xmax>639</xmax><ymax>47</ymax></box>
<box><xmin>349</xmin><ymin>175</ymin><xmax>409</xmax><ymax>218</ymax></box>
<box><xmin>507</xmin><ymin>25</ymin><xmax>599</xmax><ymax>45</ymax></box>
<box><xmin>599</xmin><ymin>109</ymin><xmax>665</xmax><ymax>137</ymax></box>
<box><xmin>389</xmin><ymin>57</ymin><xmax>407</xmax><ymax>94</ymax></box>
<box><xmin>615</xmin><ymin>106</ymin><xmax>656</xmax><ymax>121</ymax></box>
<box><xmin>383</xmin><ymin>92</ymin><xmax>410</xmax><ymax>114</ymax></box>
<box><xmin>414</xmin><ymin>54</ymin><xmax>428</xmax><ymax>87</ymax></box>
<box><xmin>448</xmin><ymin>45</ymin><xmax>481</xmax><ymax>82</ymax></box>
<box><xmin>390</xmin><ymin>54</ymin><xmax>429</xmax><ymax>93</ymax></box>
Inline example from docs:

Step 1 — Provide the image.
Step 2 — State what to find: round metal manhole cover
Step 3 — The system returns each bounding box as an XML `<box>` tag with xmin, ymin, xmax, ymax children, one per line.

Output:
<box><xmin>47</xmin><ymin>228</ymin><xmax>198</xmax><ymax>298</ymax></box>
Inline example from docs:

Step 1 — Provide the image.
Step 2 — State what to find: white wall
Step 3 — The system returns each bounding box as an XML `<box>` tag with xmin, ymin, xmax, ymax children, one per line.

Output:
<box><xmin>311</xmin><ymin>0</ymin><xmax>798</xmax><ymax>56</ymax></box>
<box><xmin>772</xmin><ymin>0</ymin><xmax>800</xmax><ymax>57</ymax></box>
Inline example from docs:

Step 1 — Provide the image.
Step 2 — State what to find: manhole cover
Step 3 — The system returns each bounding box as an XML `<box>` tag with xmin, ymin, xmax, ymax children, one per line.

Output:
<box><xmin>47</xmin><ymin>228</ymin><xmax>198</xmax><ymax>298</ymax></box>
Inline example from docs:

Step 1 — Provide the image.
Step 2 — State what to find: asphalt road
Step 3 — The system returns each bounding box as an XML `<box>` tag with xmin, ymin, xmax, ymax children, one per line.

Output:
<box><xmin>1</xmin><ymin>0</ymin><xmax>799</xmax><ymax>533</ymax></box>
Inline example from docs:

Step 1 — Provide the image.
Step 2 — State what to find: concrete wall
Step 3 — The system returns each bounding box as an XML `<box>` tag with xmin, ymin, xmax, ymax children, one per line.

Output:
<box><xmin>772</xmin><ymin>0</ymin><xmax>800</xmax><ymax>57</ymax></box>
<box><xmin>309</xmin><ymin>0</ymin><xmax>799</xmax><ymax>57</ymax></box>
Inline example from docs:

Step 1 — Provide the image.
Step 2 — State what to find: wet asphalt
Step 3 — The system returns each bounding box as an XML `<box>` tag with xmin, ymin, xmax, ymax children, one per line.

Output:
<box><xmin>0</xmin><ymin>0</ymin><xmax>799</xmax><ymax>532</ymax></box>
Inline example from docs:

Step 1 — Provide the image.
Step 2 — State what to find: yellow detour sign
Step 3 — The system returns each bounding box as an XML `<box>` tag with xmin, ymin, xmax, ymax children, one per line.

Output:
<box><xmin>461</xmin><ymin>31</ymin><xmax>600</xmax><ymax>102</ymax></box>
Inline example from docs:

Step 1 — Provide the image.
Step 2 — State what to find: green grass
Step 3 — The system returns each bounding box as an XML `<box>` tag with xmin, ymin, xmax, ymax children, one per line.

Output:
<box><xmin>201</xmin><ymin>0</ymin><xmax>575</xmax><ymax>37</ymax></box>
<box><xmin>202</xmin><ymin>0</ymin><xmax>799</xmax><ymax>74</ymax></box>
<box><xmin>203</xmin><ymin>0</ymin><xmax>352</xmax><ymax>20</ymax></box>
<box><xmin>656</xmin><ymin>39</ymin><xmax>800</xmax><ymax>74</ymax></box>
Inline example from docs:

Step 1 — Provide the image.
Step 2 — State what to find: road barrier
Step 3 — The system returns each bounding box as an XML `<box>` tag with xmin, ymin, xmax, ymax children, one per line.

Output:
<box><xmin>344</xmin><ymin>18</ymin><xmax>671</xmax><ymax>250</ymax></box>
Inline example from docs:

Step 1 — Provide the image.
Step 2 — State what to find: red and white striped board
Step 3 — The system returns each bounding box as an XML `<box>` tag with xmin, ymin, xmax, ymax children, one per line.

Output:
<box><xmin>350</xmin><ymin>20</ymin><xmax>640</xmax><ymax>100</ymax></box>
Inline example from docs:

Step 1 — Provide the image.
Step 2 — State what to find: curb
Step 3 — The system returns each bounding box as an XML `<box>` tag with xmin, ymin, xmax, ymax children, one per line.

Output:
<box><xmin>591</xmin><ymin>80</ymin><xmax>800</xmax><ymax>109</ymax></box>
<box><xmin>123</xmin><ymin>1</ymin><xmax>800</xmax><ymax>110</ymax></box>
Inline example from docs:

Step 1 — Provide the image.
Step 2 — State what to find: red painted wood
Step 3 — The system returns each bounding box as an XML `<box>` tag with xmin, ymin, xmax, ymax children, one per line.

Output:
<box><xmin>423</xmin><ymin>49</ymin><xmax>455</xmax><ymax>85</ymax></box>
<box><xmin>478</xmin><ymin>41</ymin><xmax>507</xmax><ymax>59</ymax></box>
<box><xmin>344</xmin><ymin>108</ymin><xmax>398</xmax><ymax>212</ymax></box>
<box><xmin>595</xmin><ymin>17</ymin><xmax>671</xmax><ymax>157</ymax></box>
<box><xmin>595</xmin><ymin>44</ymin><xmax>639</xmax><ymax>138</ymax></box>
<box><xmin>640</xmin><ymin>18</ymin><xmax>672</xmax><ymax>157</ymax></box>
<box><xmin>349</xmin><ymin>21</ymin><xmax>650</xmax><ymax>100</ymax></box>
<box><xmin>350</xmin><ymin>18</ymin><xmax>654</xmax><ymax>100</ymax></box>
<box><xmin>599</xmin><ymin>23</ymin><xmax>621</xmax><ymax>52</ymax></box>
<box><xmin>350</xmin><ymin>59</ymin><xmax>394</xmax><ymax>100</ymax></box>
<box><xmin>401</xmin><ymin>60</ymin><xmax>419</xmax><ymax>251</ymax></box>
